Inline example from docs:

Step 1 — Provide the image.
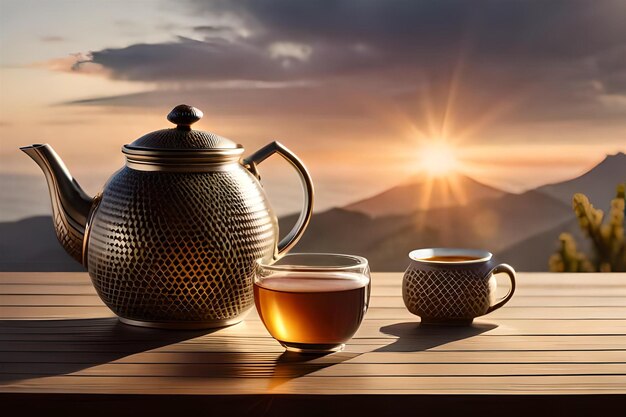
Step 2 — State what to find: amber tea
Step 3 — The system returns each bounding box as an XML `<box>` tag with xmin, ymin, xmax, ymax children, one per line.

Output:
<box><xmin>254</xmin><ymin>272</ymin><xmax>370</xmax><ymax>351</ymax></box>
<box><xmin>420</xmin><ymin>255</ymin><xmax>482</xmax><ymax>262</ymax></box>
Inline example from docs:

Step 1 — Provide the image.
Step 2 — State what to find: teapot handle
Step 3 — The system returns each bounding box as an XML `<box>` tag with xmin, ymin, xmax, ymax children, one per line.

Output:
<box><xmin>243</xmin><ymin>141</ymin><xmax>314</xmax><ymax>256</ymax></box>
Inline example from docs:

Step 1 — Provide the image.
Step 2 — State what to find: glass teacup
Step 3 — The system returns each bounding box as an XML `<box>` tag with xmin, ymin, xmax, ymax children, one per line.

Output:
<box><xmin>254</xmin><ymin>253</ymin><xmax>371</xmax><ymax>353</ymax></box>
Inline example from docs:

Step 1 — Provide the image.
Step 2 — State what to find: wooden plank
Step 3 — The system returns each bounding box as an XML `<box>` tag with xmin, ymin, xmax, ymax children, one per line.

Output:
<box><xmin>2</xmin><ymin>335</ymin><xmax>626</xmax><ymax>354</ymax></box>
<box><xmin>0</xmin><ymin>272</ymin><xmax>92</xmax><ymax>285</ymax></box>
<box><xmin>366</xmin><ymin>286</ymin><xmax>626</xmax><ymax>296</ymax></box>
<box><xmin>2</xmin><ymin>375</ymin><xmax>626</xmax><ymax>395</ymax></box>
<box><xmin>0</xmin><ymin>272</ymin><xmax>626</xmax><ymax>295</ymax></box>
<box><xmin>4</xmin><ymin>318</ymin><xmax>626</xmax><ymax>338</ymax></box>
<box><xmin>3</xmin><ymin>272</ymin><xmax>626</xmax><ymax>288</ymax></box>
<box><xmin>3</xmin><ymin>296</ymin><xmax>626</xmax><ymax>318</ymax></box>
<box><xmin>372</xmin><ymin>272</ymin><xmax>626</xmax><ymax>285</ymax></box>
<box><xmin>2</xmin><ymin>305</ymin><xmax>625</xmax><ymax>321</ymax></box>
<box><xmin>0</xmin><ymin>295</ymin><xmax>108</xmax><ymax>306</ymax></box>
<box><xmin>4</xmin><ymin>284</ymin><xmax>626</xmax><ymax>299</ymax></box>
<box><xmin>2</xmin><ymin>271</ymin><xmax>625</xmax><ymax>286</ymax></box>
<box><xmin>344</xmin><ymin>350</ymin><xmax>626</xmax><ymax>364</ymax></box>
<box><xmin>370</xmin><ymin>297</ymin><xmax>626</xmax><ymax>307</ymax></box>
<box><xmin>1</xmin><ymin>271</ymin><xmax>626</xmax><ymax>399</ymax></box>
<box><xmin>278</xmin><ymin>375</ymin><xmax>626</xmax><ymax>394</ymax></box>
<box><xmin>0</xmin><ymin>306</ymin><xmax>114</xmax><ymax>318</ymax></box>
<box><xmin>354</xmin><ymin>306</ymin><xmax>626</xmax><ymax>320</ymax></box>
<box><xmin>0</xmin><ymin>351</ymin><xmax>291</xmax><ymax>365</ymax></box>
<box><xmin>311</xmin><ymin>362</ymin><xmax>626</xmax><ymax>377</ymax></box>
<box><xmin>2</xmin><ymin>362</ymin><xmax>626</xmax><ymax>379</ymax></box>
<box><xmin>2</xmin><ymin>349</ymin><xmax>625</xmax><ymax>365</ymax></box>
<box><xmin>0</xmin><ymin>375</ymin><xmax>277</xmax><ymax>395</ymax></box>
<box><xmin>0</xmin><ymin>285</ymin><xmax>98</xmax><ymax>295</ymax></box>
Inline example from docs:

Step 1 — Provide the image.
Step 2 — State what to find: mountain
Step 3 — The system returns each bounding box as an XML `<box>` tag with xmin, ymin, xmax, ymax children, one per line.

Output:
<box><xmin>344</xmin><ymin>173</ymin><xmax>506</xmax><ymax>217</ymax></box>
<box><xmin>495</xmin><ymin>218</ymin><xmax>587</xmax><ymax>271</ymax></box>
<box><xmin>2</xmin><ymin>153</ymin><xmax>621</xmax><ymax>272</ymax></box>
<box><xmin>1</xmin><ymin>182</ymin><xmax>572</xmax><ymax>272</ymax></box>
<box><xmin>0</xmin><ymin>174</ymin><xmax>51</xmax><ymax>221</ymax></box>
<box><xmin>283</xmin><ymin>189</ymin><xmax>572</xmax><ymax>271</ymax></box>
<box><xmin>0</xmin><ymin>173</ymin><xmax>104</xmax><ymax>222</ymax></box>
<box><xmin>0</xmin><ymin>216</ymin><xmax>83</xmax><ymax>272</ymax></box>
<box><xmin>536</xmin><ymin>152</ymin><xmax>626</xmax><ymax>209</ymax></box>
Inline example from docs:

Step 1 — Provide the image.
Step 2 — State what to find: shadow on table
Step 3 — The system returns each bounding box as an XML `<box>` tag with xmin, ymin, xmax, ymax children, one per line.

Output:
<box><xmin>0</xmin><ymin>317</ymin><xmax>218</xmax><ymax>384</ymax></box>
<box><xmin>266</xmin><ymin>350</ymin><xmax>360</xmax><ymax>389</ymax></box>
<box><xmin>376</xmin><ymin>321</ymin><xmax>497</xmax><ymax>352</ymax></box>
<box><xmin>0</xmin><ymin>318</ymin><xmax>358</xmax><ymax>386</ymax></box>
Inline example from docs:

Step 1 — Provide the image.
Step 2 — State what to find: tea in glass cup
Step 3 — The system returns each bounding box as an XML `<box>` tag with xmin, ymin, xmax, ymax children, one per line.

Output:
<box><xmin>254</xmin><ymin>253</ymin><xmax>370</xmax><ymax>353</ymax></box>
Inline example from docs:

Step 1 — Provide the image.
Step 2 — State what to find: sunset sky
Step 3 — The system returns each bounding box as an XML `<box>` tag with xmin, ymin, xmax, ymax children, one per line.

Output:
<box><xmin>1</xmin><ymin>0</ymin><xmax>625</xmax><ymax>220</ymax></box>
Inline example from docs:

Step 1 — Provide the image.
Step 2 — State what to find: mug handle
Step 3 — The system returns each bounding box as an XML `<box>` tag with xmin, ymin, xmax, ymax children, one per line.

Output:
<box><xmin>243</xmin><ymin>141</ymin><xmax>314</xmax><ymax>256</ymax></box>
<box><xmin>485</xmin><ymin>263</ymin><xmax>517</xmax><ymax>313</ymax></box>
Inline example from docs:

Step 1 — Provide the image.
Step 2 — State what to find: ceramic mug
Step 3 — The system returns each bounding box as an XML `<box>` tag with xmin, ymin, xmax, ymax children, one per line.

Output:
<box><xmin>402</xmin><ymin>248</ymin><xmax>516</xmax><ymax>325</ymax></box>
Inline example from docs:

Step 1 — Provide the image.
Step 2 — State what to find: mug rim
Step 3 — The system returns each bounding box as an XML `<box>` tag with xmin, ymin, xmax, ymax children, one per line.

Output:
<box><xmin>409</xmin><ymin>248</ymin><xmax>492</xmax><ymax>264</ymax></box>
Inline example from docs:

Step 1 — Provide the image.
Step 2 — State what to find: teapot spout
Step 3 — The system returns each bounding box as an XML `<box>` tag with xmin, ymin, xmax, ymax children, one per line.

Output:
<box><xmin>20</xmin><ymin>144</ymin><xmax>95</xmax><ymax>264</ymax></box>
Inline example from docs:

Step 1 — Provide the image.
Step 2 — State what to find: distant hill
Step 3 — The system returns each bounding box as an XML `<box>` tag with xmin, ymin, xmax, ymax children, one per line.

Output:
<box><xmin>0</xmin><ymin>174</ymin><xmax>51</xmax><ymax>222</ymax></box>
<box><xmin>2</xmin><ymin>152</ymin><xmax>622</xmax><ymax>272</ymax></box>
<box><xmin>0</xmin><ymin>184</ymin><xmax>573</xmax><ymax>273</ymax></box>
<box><xmin>0</xmin><ymin>173</ymin><xmax>103</xmax><ymax>222</ymax></box>
<box><xmin>344</xmin><ymin>173</ymin><xmax>506</xmax><ymax>217</ymax></box>
<box><xmin>283</xmin><ymin>190</ymin><xmax>571</xmax><ymax>271</ymax></box>
<box><xmin>495</xmin><ymin>218</ymin><xmax>588</xmax><ymax>271</ymax></box>
<box><xmin>536</xmin><ymin>152</ymin><xmax>626</xmax><ymax>210</ymax></box>
<box><xmin>0</xmin><ymin>216</ymin><xmax>82</xmax><ymax>272</ymax></box>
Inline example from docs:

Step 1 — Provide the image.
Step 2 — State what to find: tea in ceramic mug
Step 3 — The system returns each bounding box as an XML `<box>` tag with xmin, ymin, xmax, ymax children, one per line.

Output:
<box><xmin>420</xmin><ymin>255</ymin><xmax>483</xmax><ymax>262</ymax></box>
<box><xmin>403</xmin><ymin>248</ymin><xmax>516</xmax><ymax>325</ymax></box>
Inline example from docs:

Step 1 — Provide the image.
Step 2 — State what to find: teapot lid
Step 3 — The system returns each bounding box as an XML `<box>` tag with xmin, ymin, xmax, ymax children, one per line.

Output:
<box><xmin>123</xmin><ymin>104</ymin><xmax>241</xmax><ymax>153</ymax></box>
<box><xmin>122</xmin><ymin>105</ymin><xmax>244</xmax><ymax>170</ymax></box>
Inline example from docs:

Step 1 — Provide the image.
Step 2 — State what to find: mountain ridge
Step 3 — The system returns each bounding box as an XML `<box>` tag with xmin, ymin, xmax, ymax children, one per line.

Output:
<box><xmin>536</xmin><ymin>151</ymin><xmax>626</xmax><ymax>209</ymax></box>
<box><xmin>0</xmin><ymin>216</ymin><xmax>83</xmax><ymax>272</ymax></box>
<box><xmin>495</xmin><ymin>218</ymin><xmax>587</xmax><ymax>272</ymax></box>
<box><xmin>344</xmin><ymin>173</ymin><xmax>507</xmax><ymax>217</ymax></box>
<box><xmin>1</xmin><ymin>152</ymin><xmax>622</xmax><ymax>272</ymax></box>
<box><xmin>282</xmin><ymin>189</ymin><xmax>571</xmax><ymax>270</ymax></box>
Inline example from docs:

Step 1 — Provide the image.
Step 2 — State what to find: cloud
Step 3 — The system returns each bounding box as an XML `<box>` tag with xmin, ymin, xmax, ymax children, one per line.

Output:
<box><xmin>192</xmin><ymin>23</ymin><xmax>250</xmax><ymax>41</ymax></box>
<box><xmin>193</xmin><ymin>25</ymin><xmax>237</xmax><ymax>36</ymax></box>
<box><xmin>34</xmin><ymin>53</ymin><xmax>109</xmax><ymax>76</ymax></box>
<box><xmin>51</xmin><ymin>0</ymin><xmax>626</xmax><ymax>127</ymax></box>
<box><xmin>268</xmin><ymin>42</ymin><xmax>313</xmax><ymax>63</ymax></box>
<box><xmin>593</xmin><ymin>47</ymin><xmax>626</xmax><ymax>94</ymax></box>
<box><xmin>194</xmin><ymin>0</ymin><xmax>626</xmax><ymax>60</ymax></box>
<box><xmin>71</xmin><ymin>34</ymin><xmax>375</xmax><ymax>83</ymax></box>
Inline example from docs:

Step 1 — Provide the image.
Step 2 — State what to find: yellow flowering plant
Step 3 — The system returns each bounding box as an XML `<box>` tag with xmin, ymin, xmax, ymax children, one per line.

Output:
<box><xmin>550</xmin><ymin>184</ymin><xmax>625</xmax><ymax>272</ymax></box>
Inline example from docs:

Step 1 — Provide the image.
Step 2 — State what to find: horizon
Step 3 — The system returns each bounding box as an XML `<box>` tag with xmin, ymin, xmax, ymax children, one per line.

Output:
<box><xmin>2</xmin><ymin>150</ymin><xmax>624</xmax><ymax>223</ymax></box>
<box><xmin>1</xmin><ymin>1</ymin><xmax>626</xmax><ymax>220</ymax></box>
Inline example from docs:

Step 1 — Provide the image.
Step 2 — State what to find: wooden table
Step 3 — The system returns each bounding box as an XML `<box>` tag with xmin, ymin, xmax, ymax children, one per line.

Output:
<box><xmin>1</xmin><ymin>272</ymin><xmax>625</xmax><ymax>416</ymax></box>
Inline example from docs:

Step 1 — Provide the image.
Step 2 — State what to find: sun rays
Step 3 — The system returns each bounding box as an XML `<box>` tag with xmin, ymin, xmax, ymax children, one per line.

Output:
<box><xmin>357</xmin><ymin>52</ymin><xmax>527</xmax><ymax>216</ymax></box>
<box><xmin>418</xmin><ymin>141</ymin><xmax>459</xmax><ymax>177</ymax></box>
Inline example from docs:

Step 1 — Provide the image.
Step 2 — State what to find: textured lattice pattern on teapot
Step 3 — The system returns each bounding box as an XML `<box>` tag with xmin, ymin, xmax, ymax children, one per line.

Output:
<box><xmin>52</xmin><ymin>204</ymin><xmax>84</xmax><ymax>264</ymax></box>
<box><xmin>87</xmin><ymin>166</ymin><xmax>277</xmax><ymax>323</ymax></box>
<box><xmin>129</xmin><ymin>128</ymin><xmax>236</xmax><ymax>150</ymax></box>
<box><xmin>402</xmin><ymin>267</ymin><xmax>495</xmax><ymax>319</ymax></box>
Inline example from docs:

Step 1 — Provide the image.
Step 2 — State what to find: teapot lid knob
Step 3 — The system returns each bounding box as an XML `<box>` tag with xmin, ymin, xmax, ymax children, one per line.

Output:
<box><xmin>167</xmin><ymin>104</ymin><xmax>203</xmax><ymax>129</ymax></box>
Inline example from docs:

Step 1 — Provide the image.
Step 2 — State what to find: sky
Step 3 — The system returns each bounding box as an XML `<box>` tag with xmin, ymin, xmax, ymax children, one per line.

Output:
<box><xmin>1</xmin><ymin>0</ymin><xmax>625</xmax><ymax>220</ymax></box>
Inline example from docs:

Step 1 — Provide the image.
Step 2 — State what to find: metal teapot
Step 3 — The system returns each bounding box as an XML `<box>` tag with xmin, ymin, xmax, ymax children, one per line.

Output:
<box><xmin>21</xmin><ymin>104</ymin><xmax>313</xmax><ymax>329</ymax></box>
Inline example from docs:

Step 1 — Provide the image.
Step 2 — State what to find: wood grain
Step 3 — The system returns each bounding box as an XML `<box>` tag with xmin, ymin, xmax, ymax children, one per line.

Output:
<box><xmin>1</xmin><ymin>271</ymin><xmax>625</xmax><ymax>415</ymax></box>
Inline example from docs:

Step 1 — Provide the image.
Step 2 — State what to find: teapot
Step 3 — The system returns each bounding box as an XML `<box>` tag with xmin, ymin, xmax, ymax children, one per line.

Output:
<box><xmin>21</xmin><ymin>104</ymin><xmax>313</xmax><ymax>329</ymax></box>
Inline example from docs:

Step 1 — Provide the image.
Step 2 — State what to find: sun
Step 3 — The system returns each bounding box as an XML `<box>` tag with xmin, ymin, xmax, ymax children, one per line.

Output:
<box><xmin>419</xmin><ymin>142</ymin><xmax>459</xmax><ymax>176</ymax></box>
